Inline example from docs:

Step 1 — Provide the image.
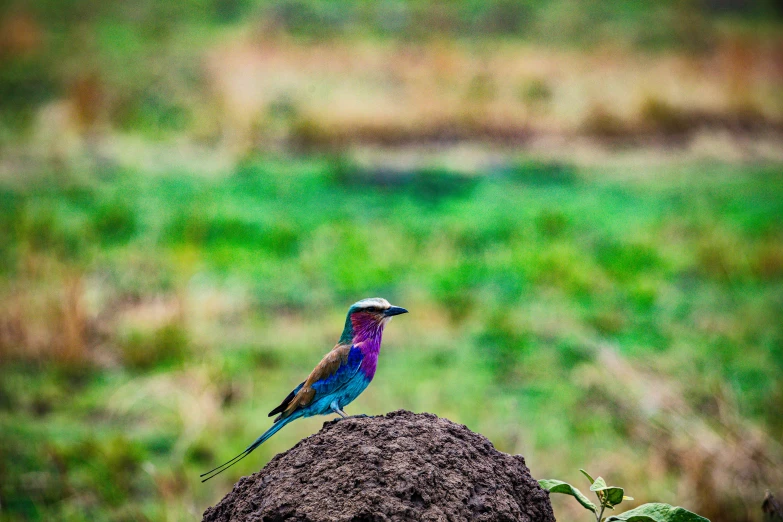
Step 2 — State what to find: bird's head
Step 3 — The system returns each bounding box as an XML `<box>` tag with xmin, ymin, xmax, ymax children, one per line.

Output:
<box><xmin>339</xmin><ymin>297</ymin><xmax>408</xmax><ymax>344</ymax></box>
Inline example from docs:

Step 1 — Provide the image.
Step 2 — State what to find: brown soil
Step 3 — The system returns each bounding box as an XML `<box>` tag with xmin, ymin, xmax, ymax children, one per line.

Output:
<box><xmin>202</xmin><ymin>410</ymin><xmax>555</xmax><ymax>522</ymax></box>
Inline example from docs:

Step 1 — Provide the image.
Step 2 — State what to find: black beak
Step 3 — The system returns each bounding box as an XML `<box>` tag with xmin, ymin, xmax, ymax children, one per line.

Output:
<box><xmin>384</xmin><ymin>306</ymin><xmax>408</xmax><ymax>317</ymax></box>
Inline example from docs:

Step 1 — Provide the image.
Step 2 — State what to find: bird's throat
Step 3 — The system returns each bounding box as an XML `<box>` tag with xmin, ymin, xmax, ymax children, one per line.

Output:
<box><xmin>350</xmin><ymin>312</ymin><xmax>385</xmax><ymax>346</ymax></box>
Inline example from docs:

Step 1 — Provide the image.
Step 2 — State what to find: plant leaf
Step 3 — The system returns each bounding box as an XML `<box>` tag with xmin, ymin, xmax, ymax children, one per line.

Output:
<box><xmin>591</xmin><ymin>485</ymin><xmax>626</xmax><ymax>507</ymax></box>
<box><xmin>605</xmin><ymin>502</ymin><xmax>710</xmax><ymax>522</ymax></box>
<box><xmin>580</xmin><ymin>469</ymin><xmax>596</xmax><ymax>486</ymax></box>
<box><xmin>590</xmin><ymin>476</ymin><xmax>608</xmax><ymax>490</ymax></box>
<box><xmin>538</xmin><ymin>479</ymin><xmax>597</xmax><ymax>513</ymax></box>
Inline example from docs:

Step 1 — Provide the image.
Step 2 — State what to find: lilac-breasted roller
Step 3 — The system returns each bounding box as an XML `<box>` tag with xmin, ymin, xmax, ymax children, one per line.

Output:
<box><xmin>200</xmin><ymin>297</ymin><xmax>408</xmax><ymax>482</ymax></box>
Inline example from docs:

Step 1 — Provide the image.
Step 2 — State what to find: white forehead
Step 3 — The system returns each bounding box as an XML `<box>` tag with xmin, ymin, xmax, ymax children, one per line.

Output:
<box><xmin>352</xmin><ymin>297</ymin><xmax>391</xmax><ymax>309</ymax></box>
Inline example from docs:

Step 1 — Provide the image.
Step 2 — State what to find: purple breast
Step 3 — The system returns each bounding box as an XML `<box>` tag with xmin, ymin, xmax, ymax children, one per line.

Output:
<box><xmin>351</xmin><ymin>313</ymin><xmax>385</xmax><ymax>381</ymax></box>
<box><xmin>358</xmin><ymin>340</ymin><xmax>380</xmax><ymax>380</ymax></box>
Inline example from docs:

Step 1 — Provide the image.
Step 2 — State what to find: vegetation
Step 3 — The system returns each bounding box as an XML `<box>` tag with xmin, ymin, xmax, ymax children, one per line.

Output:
<box><xmin>540</xmin><ymin>469</ymin><xmax>707</xmax><ymax>521</ymax></box>
<box><xmin>2</xmin><ymin>0</ymin><xmax>782</xmax><ymax>149</ymax></box>
<box><xmin>0</xmin><ymin>156</ymin><xmax>781</xmax><ymax>521</ymax></box>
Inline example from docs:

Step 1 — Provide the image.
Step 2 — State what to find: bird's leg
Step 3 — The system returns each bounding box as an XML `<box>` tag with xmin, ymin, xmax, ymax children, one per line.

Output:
<box><xmin>330</xmin><ymin>400</ymin><xmax>349</xmax><ymax>420</ymax></box>
<box><xmin>330</xmin><ymin>400</ymin><xmax>374</xmax><ymax>420</ymax></box>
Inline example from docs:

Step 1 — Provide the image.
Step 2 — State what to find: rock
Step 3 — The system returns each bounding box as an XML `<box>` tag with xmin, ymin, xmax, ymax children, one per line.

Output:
<box><xmin>203</xmin><ymin>410</ymin><xmax>555</xmax><ymax>522</ymax></box>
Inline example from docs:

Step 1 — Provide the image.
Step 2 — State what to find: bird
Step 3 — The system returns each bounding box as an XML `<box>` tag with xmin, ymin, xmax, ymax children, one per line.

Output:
<box><xmin>200</xmin><ymin>297</ymin><xmax>408</xmax><ymax>482</ymax></box>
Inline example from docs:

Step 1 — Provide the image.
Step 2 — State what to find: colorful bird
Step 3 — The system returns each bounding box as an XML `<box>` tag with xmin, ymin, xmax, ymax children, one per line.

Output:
<box><xmin>200</xmin><ymin>297</ymin><xmax>408</xmax><ymax>482</ymax></box>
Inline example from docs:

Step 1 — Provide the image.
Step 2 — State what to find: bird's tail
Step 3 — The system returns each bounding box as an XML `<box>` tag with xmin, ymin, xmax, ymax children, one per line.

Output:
<box><xmin>200</xmin><ymin>415</ymin><xmax>295</xmax><ymax>483</ymax></box>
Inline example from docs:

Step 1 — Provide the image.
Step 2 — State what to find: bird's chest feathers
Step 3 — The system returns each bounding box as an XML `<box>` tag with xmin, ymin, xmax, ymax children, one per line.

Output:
<box><xmin>350</xmin><ymin>314</ymin><xmax>385</xmax><ymax>381</ymax></box>
<box><xmin>357</xmin><ymin>344</ymin><xmax>379</xmax><ymax>380</ymax></box>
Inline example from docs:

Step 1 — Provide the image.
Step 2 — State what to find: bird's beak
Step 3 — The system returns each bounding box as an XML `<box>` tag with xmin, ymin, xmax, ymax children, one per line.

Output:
<box><xmin>384</xmin><ymin>306</ymin><xmax>408</xmax><ymax>317</ymax></box>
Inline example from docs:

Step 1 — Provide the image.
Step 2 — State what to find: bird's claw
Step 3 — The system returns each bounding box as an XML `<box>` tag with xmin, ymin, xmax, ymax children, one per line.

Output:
<box><xmin>333</xmin><ymin>413</ymin><xmax>374</xmax><ymax>422</ymax></box>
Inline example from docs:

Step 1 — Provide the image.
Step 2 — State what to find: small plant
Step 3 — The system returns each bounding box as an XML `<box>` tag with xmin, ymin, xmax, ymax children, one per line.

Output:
<box><xmin>539</xmin><ymin>469</ymin><xmax>709</xmax><ymax>522</ymax></box>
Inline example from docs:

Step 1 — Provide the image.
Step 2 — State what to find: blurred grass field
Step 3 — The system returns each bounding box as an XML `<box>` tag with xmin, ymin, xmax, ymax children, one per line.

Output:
<box><xmin>1</xmin><ymin>156</ymin><xmax>782</xmax><ymax>521</ymax></box>
<box><xmin>3</xmin><ymin>0</ymin><xmax>783</xmax><ymax>166</ymax></box>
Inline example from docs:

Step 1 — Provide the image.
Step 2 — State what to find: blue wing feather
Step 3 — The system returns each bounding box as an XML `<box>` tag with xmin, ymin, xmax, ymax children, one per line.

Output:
<box><xmin>311</xmin><ymin>346</ymin><xmax>363</xmax><ymax>396</ymax></box>
<box><xmin>271</xmin><ymin>346</ymin><xmax>364</xmax><ymax>420</ymax></box>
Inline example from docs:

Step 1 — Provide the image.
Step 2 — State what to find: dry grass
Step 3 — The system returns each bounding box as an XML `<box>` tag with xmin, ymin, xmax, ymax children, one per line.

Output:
<box><xmin>4</xmin><ymin>32</ymin><xmax>782</xmax><ymax>178</ymax></box>
<box><xmin>201</xmin><ymin>35</ymin><xmax>783</xmax><ymax>150</ymax></box>
<box><xmin>0</xmin><ymin>260</ymin><xmax>89</xmax><ymax>366</ymax></box>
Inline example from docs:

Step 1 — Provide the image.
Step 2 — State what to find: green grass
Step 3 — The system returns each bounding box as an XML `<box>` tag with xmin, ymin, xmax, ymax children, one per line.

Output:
<box><xmin>0</xmin><ymin>157</ymin><xmax>782</xmax><ymax>521</ymax></box>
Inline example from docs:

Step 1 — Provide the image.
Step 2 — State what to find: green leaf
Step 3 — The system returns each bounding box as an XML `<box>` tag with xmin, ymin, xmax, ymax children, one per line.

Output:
<box><xmin>538</xmin><ymin>479</ymin><xmax>597</xmax><ymax>513</ymax></box>
<box><xmin>590</xmin><ymin>484</ymin><xmax>626</xmax><ymax>507</ymax></box>
<box><xmin>580</xmin><ymin>469</ymin><xmax>596</xmax><ymax>485</ymax></box>
<box><xmin>589</xmin><ymin>476</ymin><xmax>609</xmax><ymax>505</ymax></box>
<box><xmin>601</xmin><ymin>487</ymin><xmax>626</xmax><ymax>507</ymax></box>
<box><xmin>605</xmin><ymin>503</ymin><xmax>710</xmax><ymax>522</ymax></box>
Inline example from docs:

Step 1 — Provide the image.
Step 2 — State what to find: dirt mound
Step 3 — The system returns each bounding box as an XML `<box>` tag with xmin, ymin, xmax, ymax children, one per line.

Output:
<box><xmin>202</xmin><ymin>410</ymin><xmax>555</xmax><ymax>522</ymax></box>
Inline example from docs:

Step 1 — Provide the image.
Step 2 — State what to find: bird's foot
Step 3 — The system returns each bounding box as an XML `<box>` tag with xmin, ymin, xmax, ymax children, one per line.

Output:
<box><xmin>332</xmin><ymin>413</ymin><xmax>374</xmax><ymax>422</ymax></box>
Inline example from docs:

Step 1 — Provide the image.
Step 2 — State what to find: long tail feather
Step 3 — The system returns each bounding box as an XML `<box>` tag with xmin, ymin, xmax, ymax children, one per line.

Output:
<box><xmin>200</xmin><ymin>417</ymin><xmax>293</xmax><ymax>482</ymax></box>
